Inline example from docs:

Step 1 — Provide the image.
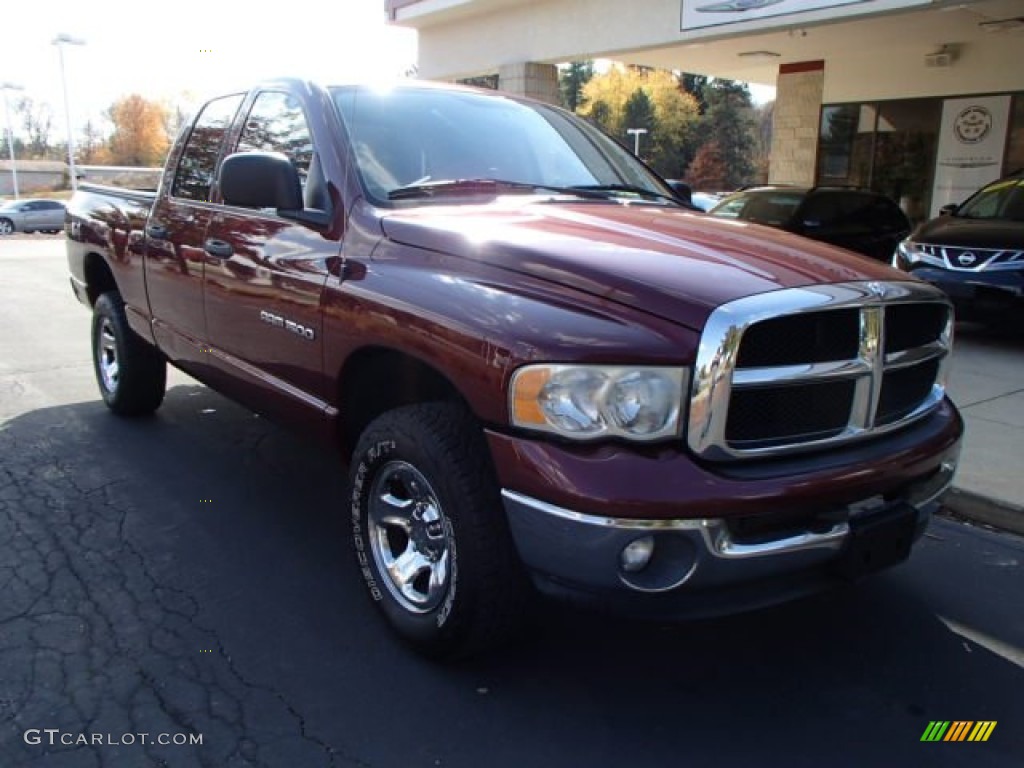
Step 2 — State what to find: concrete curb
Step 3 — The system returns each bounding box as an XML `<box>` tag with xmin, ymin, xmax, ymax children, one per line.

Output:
<box><xmin>939</xmin><ymin>486</ymin><xmax>1024</xmax><ymax>537</ymax></box>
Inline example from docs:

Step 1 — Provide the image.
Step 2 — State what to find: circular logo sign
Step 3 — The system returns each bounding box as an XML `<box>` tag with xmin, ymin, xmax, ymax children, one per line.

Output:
<box><xmin>954</xmin><ymin>106</ymin><xmax>992</xmax><ymax>144</ymax></box>
<box><xmin>957</xmin><ymin>252</ymin><xmax>977</xmax><ymax>267</ymax></box>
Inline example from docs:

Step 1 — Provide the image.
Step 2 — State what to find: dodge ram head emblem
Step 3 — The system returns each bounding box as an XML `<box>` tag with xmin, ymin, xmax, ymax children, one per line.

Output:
<box><xmin>956</xmin><ymin>252</ymin><xmax>977</xmax><ymax>267</ymax></box>
<box><xmin>866</xmin><ymin>282</ymin><xmax>888</xmax><ymax>300</ymax></box>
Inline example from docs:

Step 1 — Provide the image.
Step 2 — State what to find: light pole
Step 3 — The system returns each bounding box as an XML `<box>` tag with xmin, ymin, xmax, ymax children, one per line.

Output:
<box><xmin>52</xmin><ymin>33</ymin><xmax>86</xmax><ymax>191</ymax></box>
<box><xmin>626</xmin><ymin>128</ymin><xmax>648</xmax><ymax>157</ymax></box>
<box><xmin>1</xmin><ymin>82</ymin><xmax>24</xmax><ymax>199</ymax></box>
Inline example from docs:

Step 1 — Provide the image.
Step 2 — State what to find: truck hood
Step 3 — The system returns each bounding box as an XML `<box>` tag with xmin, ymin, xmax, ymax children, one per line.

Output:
<box><xmin>380</xmin><ymin>199</ymin><xmax>904</xmax><ymax>330</ymax></box>
<box><xmin>911</xmin><ymin>214</ymin><xmax>1024</xmax><ymax>250</ymax></box>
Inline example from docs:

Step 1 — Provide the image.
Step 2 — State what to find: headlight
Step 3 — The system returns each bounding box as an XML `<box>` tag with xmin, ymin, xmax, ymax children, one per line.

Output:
<box><xmin>896</xmin><ymin>240</ymin><xmax>942</xmax><ymax>268</ymax></box>
<box><xmin>509</xmin><ymin>364</ymin><xmax>687</xmax><ymax>441</ymax></box>
<box><xmin>896</xmin><ymin>239</ymin><xmax>922</xmax><ymax>266</ymax></box>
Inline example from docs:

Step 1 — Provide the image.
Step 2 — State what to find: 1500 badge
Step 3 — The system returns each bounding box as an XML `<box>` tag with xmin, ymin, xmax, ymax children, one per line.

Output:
<box><xmin>260</xmin><ymin>310</ymin><xmax>315</xmax><ymax>340</ymax></box>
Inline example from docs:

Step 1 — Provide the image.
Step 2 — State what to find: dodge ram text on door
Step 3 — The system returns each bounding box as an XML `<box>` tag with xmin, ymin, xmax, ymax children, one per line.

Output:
<box><xmin>66</xmin><ymin>79</ymin><xmax>963</xmax><ymax>657</ymax></box>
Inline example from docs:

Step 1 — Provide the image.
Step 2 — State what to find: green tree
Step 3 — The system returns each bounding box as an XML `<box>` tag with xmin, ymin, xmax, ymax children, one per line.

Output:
<box><xmin>696</xmin><ymin>80</ymin><xmax>756</xmax><ymax>189</ymax></box>
<box><xmin>559</xmin><ymin>61</ymin><xmax>594</xmax><ymax>112</ymax></box>
<box><xmin>678</xmin><ymin>73</ymin><xmax>709</xmax><ymax>115</ymax></box>
<box><xmin>622</xmin><ymin>89</ymin><xmax>656</xmax><ymax>157</ymax></box>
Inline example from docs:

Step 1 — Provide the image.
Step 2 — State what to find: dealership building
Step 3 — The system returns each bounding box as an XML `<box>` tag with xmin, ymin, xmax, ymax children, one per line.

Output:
<box><xmin>387</xmin><ymin>0</ymin><xmax>1024</xmax><ymax>218</ymax></box>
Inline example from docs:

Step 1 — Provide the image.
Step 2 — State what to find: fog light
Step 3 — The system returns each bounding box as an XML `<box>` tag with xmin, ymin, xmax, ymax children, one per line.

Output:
<box><xmin>620</xmin><ymin>536</ymin><xmax>655</xmax><ymax>573</ymax></box>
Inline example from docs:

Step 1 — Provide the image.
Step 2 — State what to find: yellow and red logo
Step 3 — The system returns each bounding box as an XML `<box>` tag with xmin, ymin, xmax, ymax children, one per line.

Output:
<box><xmin>921</xmin><ymin>721</ymin><xmax>996</xmax><ymax>742</ymax></box>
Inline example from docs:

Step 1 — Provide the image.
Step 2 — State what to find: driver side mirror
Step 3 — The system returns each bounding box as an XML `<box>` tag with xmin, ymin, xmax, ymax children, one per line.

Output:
<box><xmin>938</xmin><ymin>203</ymin><xmax>959</xmax><ymax>217</ymax></box>
<box><xmin>220</xmin><ymin>151</ymin><xmax>302</xmax><ymax>209</ymax></box>
<box><xmin>219</xmin><ymin>152</ymin><xmax>331</xmax><ymax>228</ymax></box>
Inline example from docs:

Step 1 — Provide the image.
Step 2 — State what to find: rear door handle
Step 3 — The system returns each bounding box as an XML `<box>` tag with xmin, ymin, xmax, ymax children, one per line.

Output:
<box><xmin>204</xmin><ymin>238</ymin><xmax>233</xmax><ymax>259</ymax></box>
<box><xmin>147</xmin><ymin>223</ymin><xmax>168</xmax><ymax>239</ymax></box>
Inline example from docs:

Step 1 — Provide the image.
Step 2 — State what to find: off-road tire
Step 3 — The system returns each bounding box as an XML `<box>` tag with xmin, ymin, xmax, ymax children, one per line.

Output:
<box><xmin>92</xmin><ymin>292</ymin><xmax>166</xmax><ymax>416</ymax></box>
<box><xmin>349</xmin><ymin>402</ymin><xmax>531</xmax><ymax>659</ymax></box>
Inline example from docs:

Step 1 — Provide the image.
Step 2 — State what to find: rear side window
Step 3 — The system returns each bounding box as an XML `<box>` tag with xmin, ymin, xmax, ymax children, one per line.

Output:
<box><xmin>235</xmin><ymin>91</ymin><xmax>314</xmax><ymax>186</ymax></box>
<box><xmin>741</xmin><ymin>192</ymin><xmax>803</xmax><ymax>226</ymax></box>
<box><xmin>172</xmin><ymin>94</ymin><xmax>244</xmax><ymax>201</ymax></box>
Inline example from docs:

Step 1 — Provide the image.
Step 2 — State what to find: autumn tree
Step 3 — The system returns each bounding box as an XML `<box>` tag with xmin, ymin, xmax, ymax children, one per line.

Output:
<box><xmin>106</xmin><ymin>94</ymin><xmax>171</xmax><ymax>166</ymax></box>
<box><xmin>579</xmin><ymin>66</ymin><xmax>700</xmax><ymax>178</ymax></box>
<box><xmin>79</xmin><ymin>119</ymin><xmax>112</xmax><ymax>164</ymax></box>
<box><xmin>685</xmin><ymin>140</ymin><xmax>729</xmax><ymax>191</ymax></box>
<box><xmin>678</xmin><ymin>73</ymin><xmax>709</xmax><ymax>115</ymax></box>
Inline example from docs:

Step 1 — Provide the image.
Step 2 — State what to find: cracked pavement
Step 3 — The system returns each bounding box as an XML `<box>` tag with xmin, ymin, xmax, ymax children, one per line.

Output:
<box><xmin>1</xmin><ymin>239</ymin><xmax>1023</xmax><ymax>768</ymax></box>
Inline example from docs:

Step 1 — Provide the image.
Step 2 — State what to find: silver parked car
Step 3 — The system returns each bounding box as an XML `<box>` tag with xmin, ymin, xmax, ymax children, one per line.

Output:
<box><xmin>0</xmin><ymin>199</ymin><xmax>67</xmax><ymax>235</ymax></box>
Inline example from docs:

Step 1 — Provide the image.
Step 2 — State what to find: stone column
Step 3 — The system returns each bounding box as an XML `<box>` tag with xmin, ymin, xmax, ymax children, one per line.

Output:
<box><xmin>497</xmin><ymin>62</ymin><xmax>561</xmax><ymax>105</ymax></box>
<box><xmin>769</xmin><ymin>61</ymin><xmax>825</xmax><ymax>185</ymax></box>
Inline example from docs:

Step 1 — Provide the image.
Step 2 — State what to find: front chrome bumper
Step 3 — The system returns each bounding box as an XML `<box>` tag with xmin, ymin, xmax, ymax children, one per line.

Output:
<box><xmin>501</xmin><ymin>455</ymin><xmax>957</xmax><ymax>599</ymax></box>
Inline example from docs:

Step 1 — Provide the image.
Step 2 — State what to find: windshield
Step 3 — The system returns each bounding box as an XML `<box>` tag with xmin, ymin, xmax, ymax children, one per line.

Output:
<box><xmin>956</xmin><ymin>177</ymin><xmax>1024</xmax><ymax>221</ymax></box>
<box><xmin>330</xmin><ymin>85</ymin><xmax>671</xmax><ymax>204</ymax></box>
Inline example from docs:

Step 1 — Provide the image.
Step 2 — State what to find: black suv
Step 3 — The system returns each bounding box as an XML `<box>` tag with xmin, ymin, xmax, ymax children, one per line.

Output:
<box><xmin>893</xmin><ymin>171</ymin><xmax>1024</xmax><ymax>323</ymax></box>
<box><xmin>708</xmin><ymin>186</ymin><xmax>911</xmax><ymax>262</ymax></box>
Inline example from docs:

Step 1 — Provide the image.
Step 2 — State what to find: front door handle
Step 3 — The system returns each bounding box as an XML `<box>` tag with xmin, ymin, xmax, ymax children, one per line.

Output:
<box><xmin>204</xmin><ymin>238</ymin><xmax>233</xmax><ymax>259</ymax></box>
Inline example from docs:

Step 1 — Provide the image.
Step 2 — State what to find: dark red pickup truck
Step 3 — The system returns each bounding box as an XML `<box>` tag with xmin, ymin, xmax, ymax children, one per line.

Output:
<box><xmin>67</xmin><ymin>79</ymin><xmax>963</xmax><ymax>657</ymax></box>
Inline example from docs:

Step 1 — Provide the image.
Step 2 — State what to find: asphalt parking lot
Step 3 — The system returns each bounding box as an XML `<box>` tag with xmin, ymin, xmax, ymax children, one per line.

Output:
<box><xmin>1</xmin><ymin>236</ymin><xmax>1022</xmax><ymax>767</ymax></box>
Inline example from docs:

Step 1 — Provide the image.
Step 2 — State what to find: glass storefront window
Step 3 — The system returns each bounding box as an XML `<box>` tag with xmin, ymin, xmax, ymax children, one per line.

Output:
<box><xmin>872</xmin><ymin>99</ymin><xmax>941</xmax><ymax>222</ymax></box>
<box><xmin>817</xmin><ymin>98</ymin><xmax>941</xmax><ymax>222</ymax></box>
<box><xmin>1004</xmin><ymin>94</ymin><xmax>1024</xmax><ymax>176</ymax></box>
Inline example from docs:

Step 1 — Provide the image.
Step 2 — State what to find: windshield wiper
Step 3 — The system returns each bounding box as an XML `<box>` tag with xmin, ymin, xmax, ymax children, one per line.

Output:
<box><xmin>387</xmin><ymin>178</ymin><xmax>608</xmax><ymax>201</ymax></box>
<box><xmin>570</xmin><ymin>184</ymin><xmax>687</xmax><ymax>206</ymax></box>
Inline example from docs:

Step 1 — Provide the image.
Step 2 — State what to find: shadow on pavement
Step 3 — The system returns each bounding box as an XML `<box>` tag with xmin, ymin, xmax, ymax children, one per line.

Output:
<box><xmin>1</xmin><ymin>384</ymin><xmax>1021</xmax><ymax>767</ymax></box>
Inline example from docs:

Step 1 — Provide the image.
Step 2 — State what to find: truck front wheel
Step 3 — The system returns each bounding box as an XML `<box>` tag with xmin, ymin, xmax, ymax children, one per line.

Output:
<box><xmin>349</xmin><ymin>403</ymin><xmax>529</xmax><ymax>659</ymax></box>
<box><xmin>92</xmin><ymin>292</ymin><xmax>166</xmax><ymax>416</ymax></box>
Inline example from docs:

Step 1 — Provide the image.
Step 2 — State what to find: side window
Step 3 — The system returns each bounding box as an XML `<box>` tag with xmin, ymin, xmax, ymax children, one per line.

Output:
<box><xmin>800</xmin><ymin>193</ymin><xmax>844</xmax><ymax>229</ymax></box>
<box><xmin>171</xmin><ymin>94</ymin><xmax>244</xmax><ymax>202</ymax></box>
<box><xmin>235</xmin><ymin>92</ymin><xmax>314</xmax><ymax>187</ymax></box>
<box><xmin>864</xmin><ymin>196</ymin><xmax>909</xmax><ymax>231</ymax></box>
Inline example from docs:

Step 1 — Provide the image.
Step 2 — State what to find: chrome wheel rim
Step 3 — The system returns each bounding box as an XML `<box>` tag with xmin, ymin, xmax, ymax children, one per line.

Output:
<box><xmin>0</xmin><ymin>220</ymin><xmax>12</xmax><ymax>235</ymax></box>
<box><xmin>97</xmin><ymin>318</ymin><xmax>119</xmax><ymax>393</ymax></box>
<box><xmin>367</xmin><ymin>461</ymin><xmax>451</xmax><ymax>613</ymax></box>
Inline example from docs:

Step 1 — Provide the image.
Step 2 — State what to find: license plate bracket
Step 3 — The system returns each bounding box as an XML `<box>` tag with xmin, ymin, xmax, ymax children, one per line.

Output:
<box><xmin>833</xmin><ymin>501</ymin><xmax>917</xmax><ymax>580</ymax></box>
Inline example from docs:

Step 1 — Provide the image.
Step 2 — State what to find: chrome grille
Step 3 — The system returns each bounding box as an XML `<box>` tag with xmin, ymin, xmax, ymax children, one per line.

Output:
<box><xmin>688</xmin><ymin>282</ymin><xmax>953</xmax><ymax>461</ymax></box>
<box><xmin>919</xmin><ymin>244</ymin><xmax>1024</xmax><ymax>272</ymax></box>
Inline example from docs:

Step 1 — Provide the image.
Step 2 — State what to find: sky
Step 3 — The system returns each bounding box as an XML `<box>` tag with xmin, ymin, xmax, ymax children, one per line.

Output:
<box><xmin>1</xmin><ymin>1</ymin><xmax>773</xmax><ymax>142</ymax></box>
<box><xmin>1</xmin><ymin>0</ymin><xmax>418</xmax><ymax>136</ymax></box>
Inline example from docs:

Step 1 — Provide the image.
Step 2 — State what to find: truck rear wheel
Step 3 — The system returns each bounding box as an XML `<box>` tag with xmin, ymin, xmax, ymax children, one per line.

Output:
<box><xmin>92</xmin><ymin>292</ymin><xmax>166</xmax><ymax>416</ymax></box>
<box><xmin>349</xmin><ymin>403</ymin><xmax>529</xmax><ymax>659</ymax></box>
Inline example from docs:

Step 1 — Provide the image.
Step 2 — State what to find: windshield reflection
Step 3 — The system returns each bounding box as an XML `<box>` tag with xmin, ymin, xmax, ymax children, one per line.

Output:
<box><xmin>331</xmin><ymin>85</ymin><xmax>670</xmax><ymax>205</ymax></box>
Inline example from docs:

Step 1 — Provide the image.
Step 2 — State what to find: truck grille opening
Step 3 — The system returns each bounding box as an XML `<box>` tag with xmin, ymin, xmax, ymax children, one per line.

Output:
<box><xmin>688</xmin><ymin>282</ymin><xmax>952</xmax><ymax>461</ymax></box>
<box><xmin>885</xmin><ymin>303</ymin><xmax>948</xmax><ymax>353</ymax></box>
<box><xmin>735</xmin><ymin>309</ymin><xmax>860</xmax><ymax>367</ymax></box>
<box><xmin>726</xmin><ymin>380</ymin><xmax>855</xmax><ymax>447</ymax></box>
<box><xmin>877</xmin><ymin>359</ymin><xmax>940</xmax><ymax>426</ymax></box>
